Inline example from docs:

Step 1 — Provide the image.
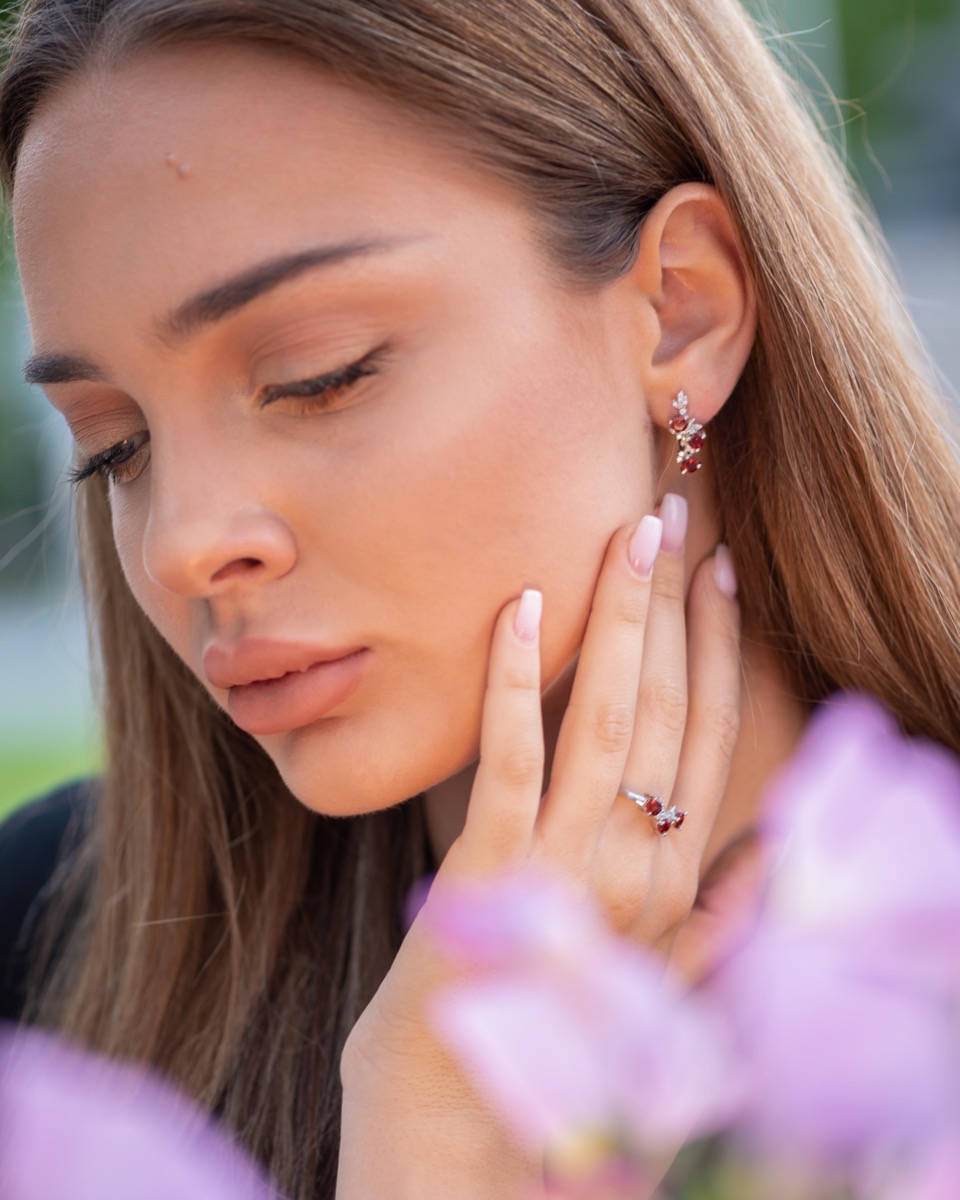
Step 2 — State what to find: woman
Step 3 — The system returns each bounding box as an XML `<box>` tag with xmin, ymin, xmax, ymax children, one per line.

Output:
<box><xmin>1</xmin><ymin>0</ymin><xmax>958</xmax><ymax>1195</ymax></box>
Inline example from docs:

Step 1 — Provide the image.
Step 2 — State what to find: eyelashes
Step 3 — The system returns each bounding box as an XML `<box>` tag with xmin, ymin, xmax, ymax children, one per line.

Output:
<box><xmin>258</xmin><ymin>346</ymin><xmax>386</xmax><ymax>410</ymax></box>
<box><xmin>67</xmin><ymin>429</ymin><xmax>150</xmax><ymax>487</ymax></box>
<box><xmin>66</xmin><ymin>346</ymin><xmax>388</xmax><ymax>487</ymax></box>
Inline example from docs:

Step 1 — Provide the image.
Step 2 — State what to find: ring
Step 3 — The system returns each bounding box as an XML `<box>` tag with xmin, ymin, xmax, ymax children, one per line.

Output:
<box><xmin>619</xmin><ymin>788</ymin><xmax>686</xmax><ymax>835</ymax></box>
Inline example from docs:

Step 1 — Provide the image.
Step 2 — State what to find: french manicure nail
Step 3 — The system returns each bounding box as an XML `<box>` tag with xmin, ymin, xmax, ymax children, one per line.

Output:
<box><xmin>660</xmin><ymin>493</ymin><xmax>688</xmax><ymax>555</ymax></box>
<box><xmin>714</xmin><ymin>543</ymin><xmax>737</xmax><ymax>598</ymax></box>
<box><xmin>514</xmin><ymin>588</ymin><xmax>542</xmax><ymax>644</ymax></box>
<box><xmin>628</xmin><ymin>515</ymin><xmax>663</xmax><ymax>578</ymax></box>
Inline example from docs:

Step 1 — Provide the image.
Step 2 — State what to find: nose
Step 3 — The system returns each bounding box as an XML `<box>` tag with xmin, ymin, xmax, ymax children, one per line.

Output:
<box><xmin>142</xmin><ymin>470</ymin><xmax>298</xmax><ymax>599</ymax></box>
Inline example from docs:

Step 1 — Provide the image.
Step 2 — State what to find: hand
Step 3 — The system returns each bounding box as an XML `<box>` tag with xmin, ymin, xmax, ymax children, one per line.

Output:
<box><xmin>444</xmin><ymin>492</ymin><xmax>742</xmax><ymax>950</ymax></box>
<box><xmin>338</xmin><ymin>495</ymin><xmax>742</xmax><ymax>1196</ymax></box>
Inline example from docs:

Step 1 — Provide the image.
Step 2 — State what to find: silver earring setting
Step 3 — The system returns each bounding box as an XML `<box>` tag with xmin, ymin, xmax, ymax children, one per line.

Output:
<box><xmin>669</xmin><ymin>390</ymin><xmax>706</xmax><ymax>475</ymax></box>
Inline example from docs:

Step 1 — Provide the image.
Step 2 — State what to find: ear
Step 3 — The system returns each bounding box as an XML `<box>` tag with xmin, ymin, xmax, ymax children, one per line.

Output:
<box><xmin>630</xmin><ymin>183</ymin><xmax>757</xmax><ymax>433</ymax></box>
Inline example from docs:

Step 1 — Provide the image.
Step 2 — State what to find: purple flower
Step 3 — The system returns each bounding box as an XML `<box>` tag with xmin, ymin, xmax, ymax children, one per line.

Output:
<box><xmin>874</xmin><ymin>1137</ymin><xmax>960</xmax><ymax>1200</ymax></box>
<box><xmin>709</xmin><ymin>694</ymin><xmax>960</xmax><ymax>1173</ymax></box>
<box><xmin>0</xmin><ymin>1026</ymin><xmax>278</xmax><ymax>1200</ymax></box>
<box><xmin>422</xmin><ymin>865</ymin><xmax>739</xmax><ymax>1170</ymax></box>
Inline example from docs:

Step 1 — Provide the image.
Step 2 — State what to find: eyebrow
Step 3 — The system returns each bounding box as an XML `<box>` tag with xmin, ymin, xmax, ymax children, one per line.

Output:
<box><xmin>23</xmin><ymin>235</ymin><xmax>420</xmax><ymax>387</ymax></box>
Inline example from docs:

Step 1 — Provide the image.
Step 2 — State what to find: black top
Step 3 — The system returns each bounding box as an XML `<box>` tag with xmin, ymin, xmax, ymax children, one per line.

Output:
<box><xmin>0</xmin><ymin>781</ymin><xmax>93</xmax><ymax>1023</ymax></box>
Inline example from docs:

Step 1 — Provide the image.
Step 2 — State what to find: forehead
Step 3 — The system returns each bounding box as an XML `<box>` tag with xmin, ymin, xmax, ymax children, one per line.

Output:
<box><xmin>12</xmin><ymin>45</ymin><xmax>524</xmax><ymax>344</ymax></box>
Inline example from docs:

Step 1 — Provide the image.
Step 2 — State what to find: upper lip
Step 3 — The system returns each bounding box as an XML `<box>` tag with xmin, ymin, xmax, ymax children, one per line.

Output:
<box><xmin>202</xmin><ymin>638</ymin><xmax>366</xmax><ymax>690</ymax></box>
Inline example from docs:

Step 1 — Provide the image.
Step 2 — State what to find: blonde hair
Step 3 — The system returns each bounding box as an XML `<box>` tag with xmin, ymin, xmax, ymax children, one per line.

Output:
<box><xmin>2</xmin><ymin>1</ymin><xmax>959</xmax><ymax>1196</ymax></box>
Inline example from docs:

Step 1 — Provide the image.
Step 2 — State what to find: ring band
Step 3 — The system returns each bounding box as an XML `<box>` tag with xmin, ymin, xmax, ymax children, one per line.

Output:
<box><xmin>620</xmin><ymin>789</ymin><xmax>686</xmax><ymax>835</ymax></box>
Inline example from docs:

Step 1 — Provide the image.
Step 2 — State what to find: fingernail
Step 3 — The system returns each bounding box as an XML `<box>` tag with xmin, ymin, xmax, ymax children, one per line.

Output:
<box><xmin>514</xmin><ymin>588</ymin><xmax>542</xmax><ymax>644</ymax></box>
<box><xmin>627</xmin><ymin>515</ymin><xmax>663</xmax><ymax>578</ymax></box>
<box><xmin>714</xmin><ymin>544</ymin><xmax>737</xmax><ymax>598</ymax></box>
<box><xmin>660</xmin><ymin>493</ymin><xmax>688</xmax><ymax>555</ymax></box>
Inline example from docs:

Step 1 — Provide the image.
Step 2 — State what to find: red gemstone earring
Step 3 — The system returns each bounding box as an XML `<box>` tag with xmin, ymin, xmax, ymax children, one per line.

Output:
<box><xmin>669</xmin><ymin>390</ymin><xmax>706</xmax><ymax>475</ymax></box>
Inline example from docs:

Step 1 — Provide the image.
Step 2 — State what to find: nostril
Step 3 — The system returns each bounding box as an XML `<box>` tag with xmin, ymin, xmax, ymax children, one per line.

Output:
<box><xmin>210</xmin><ymin>556</ymin><xmax>265</xmax><ymax>585</ymax></box>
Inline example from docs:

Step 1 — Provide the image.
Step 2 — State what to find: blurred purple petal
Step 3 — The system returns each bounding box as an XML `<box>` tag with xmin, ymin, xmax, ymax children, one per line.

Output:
<box><xmin>874</xmin><ymin>1138</ymin><xmax>960</xmax><ymax>1200</ymax></box>
<box><xmin>0</xmin><ymin>1027</ymin><xmax>278</xmax><ymax>1200</ymax></box>
<box><xmin>432</xmin><ymin>974</ymin><xmax>619</xmax><ymax>1149</ymax></box>
<box><xmin>762</xmin><ymin>694</ymin><xmax>960</xmax><ymax>946</ymax></box>
<box><xmin>710</xmin><ymin>693</ymin><xmax>960</xmax><ymax>1170</ymax></box>
<box><xmin>714</xmin><ymin>928</ymin><xmax>960</xmax><ymax>1166</ymax></box>
<box><xmin>420</xmin><ymin>864</ymin><xmax>607</xmax><ymax>971</ymax></box>
<box><xmin>426</xmin><ymin>866</ymin><xmax>738</xmax><ymax>1163</ymax></box>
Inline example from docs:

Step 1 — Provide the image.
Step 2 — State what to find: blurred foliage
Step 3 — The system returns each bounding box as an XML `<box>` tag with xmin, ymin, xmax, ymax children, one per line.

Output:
<box><xmin>756</xmin><ymin>0</ymin><xmax>960</xmax><ymax>215</ymax></box>
<box><xmin>0</xmin><ymin>741</ymin><xmax>101</xmax><ymax>822</ymax></box>
<box><xmin>0</xmin><ymin>265</ymin><xmax>64</xmax><ymax>593</ymax></box>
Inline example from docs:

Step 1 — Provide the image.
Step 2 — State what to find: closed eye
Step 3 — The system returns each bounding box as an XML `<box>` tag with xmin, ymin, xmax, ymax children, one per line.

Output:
<box><xmin>258</xmin><ymin>344</ymin><xmax>388</xmax><ymax>410</ymax></box>
<box><xmin>67</xmin><ymin>430</ymin><xmax>150</xmax><ymax>487</ymax></box>
<box><xmin>65</xmin><ymin>343</ymin><xmax>390</xmax><ymax>487</ymax></box>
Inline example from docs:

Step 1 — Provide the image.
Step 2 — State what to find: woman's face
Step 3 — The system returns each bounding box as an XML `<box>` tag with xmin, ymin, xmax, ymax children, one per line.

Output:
<box><xmin>14</xmin><ymin>46</ymin><xmax>655</xmax><ymax>814</ymax></box>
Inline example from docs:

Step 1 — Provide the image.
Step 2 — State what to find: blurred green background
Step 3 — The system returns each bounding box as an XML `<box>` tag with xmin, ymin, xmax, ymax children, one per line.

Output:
<box><xmin>2</xmin><ymin>0</ymin><xmax>959</xmax><ymax>822</ymax></box>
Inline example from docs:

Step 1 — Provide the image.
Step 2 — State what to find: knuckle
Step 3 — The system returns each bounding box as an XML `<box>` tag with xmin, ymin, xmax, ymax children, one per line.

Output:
<box><xmin>613</xmin><ymin>587</ymin><xmax>649</xmax><ymax>628</ymax></box>
<box><xmin>709</xmin><ymin>699</ymin><xmax>741</xmax><ymax>760</ymax></box>
<box><xmin>652</xmin><ymin>565</ymin><xmax>685</xmax><ymax>606</ymax></box>
<box><xmin>605</xmin><ymin>874</ymin><xmax>648</xmax><ymax>932</ymax></box>
<box><xmin>638</xmin><ymin>680</ymin><xmax>687</xmax><ymax>737</ymax></box>
<box><xmin>672</xmin><ymin>873</ymin><xmax>700</xmax><ymax>924</ymax></box>
<box><xmin>593</xmin><ymin>700</ymin><xmax>635</xmax><ymax>755</ymax></box>
<box><xmin>468</xmin><ymin>810</ymin><xmax>528</xmax><ymax>863</ymax></box>
<box><xmin>496</xmin><ymin>742</ymin><xmax>544</xmax><ymax>790</ymax></box>
<box><xmin>499</xmin><ymin>659</ymin><xmax>540</xmax><ymax>693</ymax></box>
<box><xmin>654</xmin><ymin>878</ymin><xmax>699</xmax><ymax>939</ymax></box>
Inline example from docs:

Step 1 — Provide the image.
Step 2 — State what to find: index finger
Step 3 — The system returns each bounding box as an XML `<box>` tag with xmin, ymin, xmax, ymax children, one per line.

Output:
<box><xmin>454</xmin><ymin>589</ymin><xmax>545</xmax><ymax>875</ymax></box>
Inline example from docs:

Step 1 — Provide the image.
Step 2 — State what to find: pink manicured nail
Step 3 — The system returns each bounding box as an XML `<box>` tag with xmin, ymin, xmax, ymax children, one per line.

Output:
<box><xmin>628</xmin><ymin>515</ymin><xmax>663</xmax><ymax>578</ymax></box>
<box><xmin>660</xmin><ymin>493</ymin><xmax>688</xmax><ymax>555</ymax></box>
<box><xmin>514</xmin><ymin>588</ymin><xmax>542</xmax><ymax>644</ymax></box>
<box><xmin>714</xmin><ymin>544</ymin><xmax>737</xmax><ymax>598</ymax></box>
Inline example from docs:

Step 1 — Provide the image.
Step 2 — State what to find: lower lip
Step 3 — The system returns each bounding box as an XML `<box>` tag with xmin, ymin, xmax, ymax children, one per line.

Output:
<box><xmin>227</xmin><ymin>649</ymin><xmax>371</xmax><ymax>736</ymax></box>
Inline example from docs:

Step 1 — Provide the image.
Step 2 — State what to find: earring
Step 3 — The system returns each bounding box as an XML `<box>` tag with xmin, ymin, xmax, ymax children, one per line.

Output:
<box><xmin>669</xmin><ymin>390</ymin><xmax>706</xmax><ymax>475</ymax></box>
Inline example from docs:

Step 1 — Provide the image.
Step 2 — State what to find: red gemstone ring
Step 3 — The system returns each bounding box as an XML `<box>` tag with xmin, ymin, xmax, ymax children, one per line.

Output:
<box><xmin>619</xmin><ymin>788</ymin><xmax>686</xmax><ymax>835</ymax></box>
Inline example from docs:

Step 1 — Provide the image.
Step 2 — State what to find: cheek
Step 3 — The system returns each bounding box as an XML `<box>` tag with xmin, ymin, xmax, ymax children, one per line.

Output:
<box><xmin>346</xmin><ymin>326</ymin><xmax>652</xmax><ymax>673</ymax></box>
<box><xmin>274</xmin><ymin>355</ymin><xmax>652</xmax><ymax>812</ymax></box>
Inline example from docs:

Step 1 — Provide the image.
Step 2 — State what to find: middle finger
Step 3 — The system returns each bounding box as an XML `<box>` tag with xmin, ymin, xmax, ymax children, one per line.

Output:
<box><xmin>615</xmin><ymin>492</ymin><xmax>690</xmax><ymax>829</ymax></box>
<box><xmin>538</xmin><ymin>512</ymin><xmax>662</xmax><ymax>849</ymax></box>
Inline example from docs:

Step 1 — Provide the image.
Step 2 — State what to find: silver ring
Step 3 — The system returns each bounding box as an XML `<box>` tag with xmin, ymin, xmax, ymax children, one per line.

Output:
<box><xmin>620</xmin><ymin>788</ymin><xmax>686</xmax><ymax>835</ymax></box>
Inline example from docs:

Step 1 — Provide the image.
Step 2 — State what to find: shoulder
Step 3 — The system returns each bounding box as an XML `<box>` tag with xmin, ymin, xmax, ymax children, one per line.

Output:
<box><xmin>0</xmin><ymin>780</ymin><xmax>96</xmax><ymax>1023</ymax></box>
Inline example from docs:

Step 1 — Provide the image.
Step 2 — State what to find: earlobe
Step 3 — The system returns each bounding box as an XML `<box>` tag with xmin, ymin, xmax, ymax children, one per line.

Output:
<box><xmin>632</xmin><ymin>183</ymin><xmax>757</xmax><ymax>431</ymax></box>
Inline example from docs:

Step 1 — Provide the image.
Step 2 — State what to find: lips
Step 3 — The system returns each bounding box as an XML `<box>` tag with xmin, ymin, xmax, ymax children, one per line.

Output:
<box><xmin>202</xmin><ymin>639</ymin><xmax>370</xmax><ymax>736</ymax></box>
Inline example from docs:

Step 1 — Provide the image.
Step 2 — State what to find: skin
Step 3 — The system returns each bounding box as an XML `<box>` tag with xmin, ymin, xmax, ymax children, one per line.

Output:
<box><xmin>14</xmin><ymin>44</ymin><xmax>808</xmax><ymax>1194</ymax></box>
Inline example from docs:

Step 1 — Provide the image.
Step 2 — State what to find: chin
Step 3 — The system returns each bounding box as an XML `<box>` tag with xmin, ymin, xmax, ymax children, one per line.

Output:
<box><xmin>259</xmin><ymin>705</ymin><xmax>480</xmax><ymax>818</ymax></box>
